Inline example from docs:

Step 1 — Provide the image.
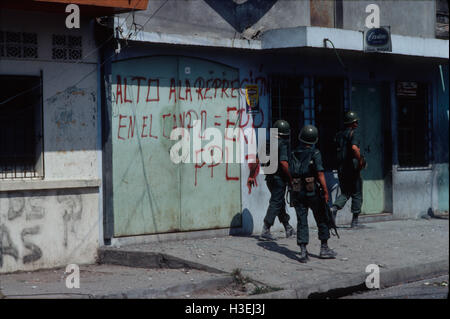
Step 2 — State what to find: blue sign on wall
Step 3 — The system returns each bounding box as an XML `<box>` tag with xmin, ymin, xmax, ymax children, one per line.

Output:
<box><xmin>364</xmin><ymin>26</ymin><xmax>392</xmax><ymax>52</ymax></box>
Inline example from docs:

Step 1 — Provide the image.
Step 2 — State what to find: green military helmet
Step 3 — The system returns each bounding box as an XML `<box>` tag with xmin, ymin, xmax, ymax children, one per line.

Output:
<box><xmin>299</xmin><ymin>125</ymin><xmax>318</xmax><ymax>145</ymax></box>
<box><xmin>273</xmin><ymin>119</ymin><xmax>291</xmax><ymax>136</ymax></box>
<box><xmin>344</xmin><ymin>110</ymin><xmax>359</xmax><ymax>124</ymax></box>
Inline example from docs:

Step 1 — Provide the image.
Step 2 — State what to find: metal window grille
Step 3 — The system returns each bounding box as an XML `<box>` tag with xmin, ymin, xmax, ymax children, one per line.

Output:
<box><xmin>52</xmin><ymin>34</ymin><xmax>82</xmax><ymax>61</ymax></box>
<box><xmin>270</xmin><ymin>75</ymin><xmax>305</xmax><ymax>149</ymax></box>
<box><xmin>0</xmin><ymin>31</ymin><xmax>38</xmax><ymax>59</ymax></box>
<box><xmin>0</xmin><ymin>75</ymin><xmax>44</xmax><ymax>179</ymax></box>
<box><xmin>303</xmin><ymin>76</ymin><xmax>315</xmax><ymax>125</ymax></box>
<box><xmin>397</xmin><ymin>82</ymin><xmax>431</xmax><ymax>167</ymax></box>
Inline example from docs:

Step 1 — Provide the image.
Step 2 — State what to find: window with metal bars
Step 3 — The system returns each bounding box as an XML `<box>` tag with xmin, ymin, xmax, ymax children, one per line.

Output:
<box><xmin>0</xmin><ymin>30</ymin><xmax>38</xmax><ymax>59</ymax></box>
<box><xmin>270</xmin><ymin>75</ymin><xmax>304</xmax><ymax>149</ymax></box>
<box><xmin>0</xmin><ymin>75</ymin><xmax>44</xmax><ymax>179</ymax></box>
<box><xmin>314</xmin><ymin>77</ymin><xmax>346</xmax><ymax>171</ymax></box>
<box><xmin>396</xmin><ymin>82</ymin><xmax>432</xmax><ymax>168</ymax></box>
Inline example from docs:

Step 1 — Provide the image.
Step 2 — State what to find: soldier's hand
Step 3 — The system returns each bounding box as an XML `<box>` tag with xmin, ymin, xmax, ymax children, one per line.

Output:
<box><xmin>324</xmin><ymin>191</ymin><xmax>330</xmax><ymax>203</ymax></box>
<box><xmin>358</xmin><ymin>160</ymin><xmax>365</xmax><ymax>170</ymax></box>
<box><xmin>247</xmin><ymin>177</ymin><xmax>257</xmax><ymax>194</ymax></box>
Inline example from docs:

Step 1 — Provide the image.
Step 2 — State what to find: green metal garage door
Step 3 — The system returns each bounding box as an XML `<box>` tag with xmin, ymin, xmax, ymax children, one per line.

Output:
<box><xmin>351</xmin><ymin>83</ymin><xmax>390</xmax><ymax>214</ymax></box>
<box><xmin>111</xmin><ymin>56</ymin><xmax>241</xmax><ymax>236</ymax></box>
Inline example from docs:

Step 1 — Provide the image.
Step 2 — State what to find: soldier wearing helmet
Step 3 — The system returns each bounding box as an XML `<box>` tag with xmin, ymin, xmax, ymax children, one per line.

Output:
<box><xmin>289</xmin><ymin>125</ymin><xmax>337</xmax><ymax>262</ymax></box>
<box><xmin>331</xmin><ymin>110</ymin><xmax>365</xmax><ymax>228</ymax></box>
<box><xmin>247</xmin><ymin>119</ymin><xmax>295</xmax><ymax>241</ymax></box>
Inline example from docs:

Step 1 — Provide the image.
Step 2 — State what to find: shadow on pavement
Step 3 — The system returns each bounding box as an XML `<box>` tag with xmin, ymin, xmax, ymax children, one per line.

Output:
<box><xmin>256</xmin><ymin>241</ymin><xmax>300</xmax><ymax>263</ymax></box>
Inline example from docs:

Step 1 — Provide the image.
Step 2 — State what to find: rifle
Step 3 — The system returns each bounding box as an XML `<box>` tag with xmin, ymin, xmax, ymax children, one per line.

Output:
<box><xmin>319</xmin><ymin>187</ymin><xmax>340</xmax><ymax>239</ymax></box>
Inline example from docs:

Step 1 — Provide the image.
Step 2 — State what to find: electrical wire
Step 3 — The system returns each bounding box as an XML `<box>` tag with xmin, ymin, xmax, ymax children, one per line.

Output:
<box><xmin>128</xmin><ymin>0</ymin><xmax>169</xmax><ymax>42</ymax></box>
<box><xmin>323</xmin><ymin>38</ymin><xmax>347</xmax><ymax>72</ymax></box>
<box><xmin>0</xmin><ymin>0</ymin><xmax>145</xmax><ymax>106</ymax></box>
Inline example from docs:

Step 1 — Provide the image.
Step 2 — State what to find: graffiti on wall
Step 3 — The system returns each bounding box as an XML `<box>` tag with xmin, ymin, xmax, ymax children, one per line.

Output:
<box><xmin>113</xmin><ymin>69</ymin><xmax>268</xmax><ymax>187</ymax></box>
<box><xmin>0</xmin><ymin>193</ymin><xmax>84</xmax><ymax>268</ymax></box>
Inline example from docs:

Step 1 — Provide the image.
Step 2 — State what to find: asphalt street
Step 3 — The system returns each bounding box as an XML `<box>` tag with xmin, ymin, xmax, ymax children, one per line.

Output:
<box><xmin>342</xmin><ymin>275</ymin><xmax>449</xmax><ymax>299</ymax></box>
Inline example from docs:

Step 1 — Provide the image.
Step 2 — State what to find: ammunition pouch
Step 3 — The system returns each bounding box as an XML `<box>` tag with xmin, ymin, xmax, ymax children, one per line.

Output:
<box><xmin>290</xmin><ymin>176</ymin><xmax>316</xmax><ymax>194</ymax></box>
<box><xmin>304</xmin><ymin>177</ymin><xmax>315</xmax><ymax>192</ymax></box>
<box><xmin>292</xmin><ymin>178</ymin><xmax>302</xmax><ymax>192</ymax></box>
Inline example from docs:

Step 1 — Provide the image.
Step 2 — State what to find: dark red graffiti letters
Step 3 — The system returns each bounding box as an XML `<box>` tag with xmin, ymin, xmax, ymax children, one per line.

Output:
<box><xmin>146</xmin><ymin>78</ymin><xmax>160</xmax><ymax>102</ymax></box>
<box><xmin>128</xmin><ymin>115</ymin><xmax>136</xmax><ymax>138</ymax></box>
<box><xmin>185</xmin><ymin>79</ymin><xmax>193</xmax><ymax>102</ymax></box>
<box><xmin>123</xmin><ymin>77</ymin><xmax>132</xmax><ymax>103</ymax></box>
<box><xmin>169</xmin><ymin>78</ymin><xmax>177</xmax><ymax>103</ymax></box>
<box><xmin>194</xmin><ymin>77</ymin><xmax>204</xmax><ymax>101</ymax></box>
<box><xmin>116</xmin><ymin>75</ymin><xmax>123</xmax><ymax>104</ymax></box>
<box><xmin>162</xmin><ymin>113</ymin><xmax>172</xmax><ymax>138</ymax></box>
<box><xmin>221</xmin><ymin>79</ymin><xmax>229</xmax><ymax>98</ymax></box>
<box><xmin>132</xmin><ymin>76</ymin><xmax>146</xmax><ymax>104</ymax></box>
<box><xmin>117</xmin><ymin>114</ymin><xmax>127</xmax><ymax>140</ymax></box>
<box><xmin>141</xmin><ymin>116</ymin><xmax>148</xmax><ymax>138</ymax></box>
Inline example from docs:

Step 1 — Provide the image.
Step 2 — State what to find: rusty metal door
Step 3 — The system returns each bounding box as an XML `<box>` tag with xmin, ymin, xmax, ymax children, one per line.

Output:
<box><xmin>111</xmin><ymin>56</ymin><xmax>241</xmax><ymax>236</ymax></box>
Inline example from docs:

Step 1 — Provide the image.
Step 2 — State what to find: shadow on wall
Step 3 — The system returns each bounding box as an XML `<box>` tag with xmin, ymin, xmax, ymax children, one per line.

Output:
<box><xmin>229</xmin><ymin>208</ymin><xmax>254</xmax><ymax>236</ymax></box>
<box><xmin>204</xmin><ymin>0</ymin><xmax>278</xmax><ymax>33</ymax></box>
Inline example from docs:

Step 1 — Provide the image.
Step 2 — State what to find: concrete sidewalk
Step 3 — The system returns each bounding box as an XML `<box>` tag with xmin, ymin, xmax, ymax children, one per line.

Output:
<box><xmin>1</xmin><ymin>218</ymin><xmax>448</xmax><ymax>298</ymax></box>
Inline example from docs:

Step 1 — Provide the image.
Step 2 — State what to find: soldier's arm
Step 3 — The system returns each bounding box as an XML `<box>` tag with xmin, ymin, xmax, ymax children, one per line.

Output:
<box><xmin>280</xmin><ymin>161</ymin><xmax>293</xmax><ymax>188</ymax></box>
<box><xmin>247</xmin><ymin>156</ymin><xmax>260</xmax><ymax>194</ymax></box>
<box><xmin>313</xmin><ymin>151</ymin><xmax>329</xmax><ymax>202</ymax></box>
<box><xmin>317</xmin><ymin>171</ymin><xmax>329</xmax><ymax>203</ymax></box>
<box><xmin>351</xmin><ymin>145</ymin><xmax>364</xmax><ymax>169</ymax></box>
<box><xmin>351</xmin><ymin>130</ymin><xmax>364</xmax><ymax>169</ymax></box>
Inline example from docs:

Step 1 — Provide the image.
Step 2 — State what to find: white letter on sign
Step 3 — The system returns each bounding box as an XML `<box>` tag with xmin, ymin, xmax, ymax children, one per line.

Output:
<box><xmin>365</xmin><ymin>4</ymin><xmax>380</xmax><ymax>29</ymax></box>
<box><xmin>365</xmin><ymin>264</ymin><xmax>380</xmax><ymax>289</ymax></box>
<box><xmin>66</xmin><ymin>4</ymin><xmax>80</xmax><ymax>29</ymax></box>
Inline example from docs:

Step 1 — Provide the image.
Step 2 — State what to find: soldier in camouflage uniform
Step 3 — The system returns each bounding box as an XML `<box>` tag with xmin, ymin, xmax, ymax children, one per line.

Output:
<box><xmin>331</xmin><ymin>111</ymin><xmax>365</xmax><ymax>228</ymax></box>
<box><xmin>247</xmin><ymin>120</ymin><xmax>295</xmax><ymax>241</ymax></box>
<box><xmin>289</xmin><ymin>125</ymin><xmax>337</xmax><ymax>262</ymax></box>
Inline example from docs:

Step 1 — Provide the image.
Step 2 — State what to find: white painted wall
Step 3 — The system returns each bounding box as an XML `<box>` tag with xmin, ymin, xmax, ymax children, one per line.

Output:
<box><xmin>0</xmin><ymin>9</ymin><xmax>100</xmax><ymax>273</ymax></box>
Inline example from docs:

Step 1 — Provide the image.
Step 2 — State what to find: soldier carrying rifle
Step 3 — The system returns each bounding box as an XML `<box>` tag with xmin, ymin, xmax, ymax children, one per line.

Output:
<box><xmin>288</xmin><ymin>125</ymin><xmax>338</xmax><ymax>263</ymax></box>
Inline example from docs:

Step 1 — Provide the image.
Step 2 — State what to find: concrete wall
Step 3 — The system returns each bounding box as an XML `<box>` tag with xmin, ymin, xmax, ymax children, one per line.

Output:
<box><xmin>0</xmin><ymin>9</ymin><xmax>100</xmax><ymax>273</ymax></box>
<box><xmin>342</xmin><ymin>0</ymin><xmax>436</xmax><ymax>38</ymax></box>
<box><xmin>107</xmin><ymin>41</ymin><xmax>448</xmax><ymax>244</ymax></box>
<box><xmin>121</xmin><ymin>0</ymin><xmax>438</xmax><ymax>43</ymax></box>
<box><xmin>120</xmin><ymin>0</ymin><xmax>310</xmax><ymax>40</ymax></box>
<box><xmin>435</xmin><ymin>64</ymin><xmax>449</xmax><ymax>213</ymax></box>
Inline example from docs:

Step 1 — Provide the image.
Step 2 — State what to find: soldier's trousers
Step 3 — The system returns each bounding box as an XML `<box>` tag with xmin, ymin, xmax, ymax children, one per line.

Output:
<box><xmin>264</xmin><ymin>175</ymin><xmax>290</xmax><ymax>227</ymax></box>
<box><xmin>293</xmin><ymin>193</ymin><xmax>330</xmax><ymax>245</ymax></box>
<box><xmin>334</xmin><ymin>171</ymin><xmax>363</xmax><ymax>215</ymax></box>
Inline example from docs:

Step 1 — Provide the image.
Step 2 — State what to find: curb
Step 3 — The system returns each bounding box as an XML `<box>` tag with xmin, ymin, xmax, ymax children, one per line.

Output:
<box><xmin>97</xmin><ymin>276</ymin><xmax>234</xmax><ymax>299</ymax></box>
<box><xmin>98</xmin><ymin>248</ymin><xmax>225</xmax><ymax>274</ymax></box>
<box><xmin>249</xmin><ymin>259</ymin><xmax>449</xmax><ymax>299</ymax></box>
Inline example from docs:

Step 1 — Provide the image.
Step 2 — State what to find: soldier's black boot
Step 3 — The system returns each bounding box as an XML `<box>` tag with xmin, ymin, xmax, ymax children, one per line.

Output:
<box><xmin>283</xmin><ymin>223</ymin><xmax>295</xmax><ymax>238</ymax></box>
<box><xmin>260</xmin><ymin>222</ymin><xmax>276</xmax><ymax>241</ymax></box>
<box><xmin>299</xmin><ymin>244</ymin><xmax>309</xmax><ymax>263</ymax></box>
<box><xmin>350</xmin><ymin>214</ymin><xmax>359</xmax><ymax>228</ymax></box>
<box><xmin>319</xmin><ymin>241</ymin><xmax>337</xmax><ymax>259</ymax></box>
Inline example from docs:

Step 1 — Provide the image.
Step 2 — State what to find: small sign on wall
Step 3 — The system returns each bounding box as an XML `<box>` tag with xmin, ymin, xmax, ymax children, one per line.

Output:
<box><xmin>364</xmin><ymin>26</ymin><xmax>392</xmax><ymax>52</ymax></box>
<box><xmin>397</xmin><ymin>81</ymin><xmax>418</xmax><ymax>97</ymax></box>
<box><xmin>245</xmin><ymin>84</ymin><xmax>259</xmax><ymax>113</ymax></box>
